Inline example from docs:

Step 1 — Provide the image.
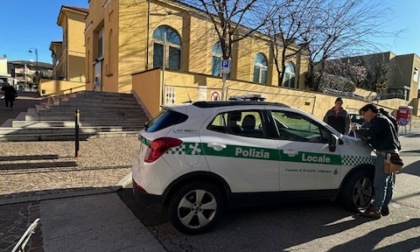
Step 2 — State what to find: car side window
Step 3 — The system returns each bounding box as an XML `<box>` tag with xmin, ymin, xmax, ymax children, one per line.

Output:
<box><xmin>146</xmin><ymin>109</ymin><xmax>188</xmax><ymax>132</ymax></box>
<box><xmin>271</xmin><ymin>111</ymin><xmax>328</xmax><ymax>143</ymax></box>
<box><xmin>208</xmin><ymin>110</ymin><xmax>265</xmax><ymax>138</ymax></box>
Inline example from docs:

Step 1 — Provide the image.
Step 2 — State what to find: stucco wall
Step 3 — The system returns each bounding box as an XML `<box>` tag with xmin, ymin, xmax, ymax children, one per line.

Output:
<box><xmin>132</xmin><ymin>69</ymin><xmax>414</xmax><ymax>121</ymax></box>
<box><xmin>132</xmin><ymin>69</ymin><xmax>162</xmax><ymax>117</ymax></box>
<box><xmin>39</xmin><ymin>79</ymin><xmax>86</xmax><ymax>96</ymax></box>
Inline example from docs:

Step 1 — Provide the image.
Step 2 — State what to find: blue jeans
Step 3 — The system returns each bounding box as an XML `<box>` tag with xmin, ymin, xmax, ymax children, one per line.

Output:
<box><xmin>373</xmin><ymin>154</ymin><xmax>394</xmax><ymax>209</ymax></box>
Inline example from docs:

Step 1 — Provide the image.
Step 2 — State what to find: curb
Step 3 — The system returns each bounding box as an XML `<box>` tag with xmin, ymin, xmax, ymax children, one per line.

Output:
<box><xmin>0</xmin><ymin>186</ymin><xmax>122</xmax><ymax>206</ymax></box>
<box><xmin>116</xmin><ymin>171</ymin><xmax>133</xmax><ymax>188</ymax></box>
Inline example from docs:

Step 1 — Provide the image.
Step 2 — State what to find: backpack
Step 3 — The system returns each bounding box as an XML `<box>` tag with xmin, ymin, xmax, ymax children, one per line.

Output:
<box><xmin>379</xmin><ymin>108</ymin><xmax>398</xmax><ymax>133</ymax></box>
<box><xmin>379</xmin><ymin>109</ymin><xmax>401</xmax><ymax>151</ymax></box>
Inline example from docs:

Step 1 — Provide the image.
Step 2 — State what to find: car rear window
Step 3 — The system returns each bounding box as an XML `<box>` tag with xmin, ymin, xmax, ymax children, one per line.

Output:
<box><xmin>145</xmin><ymin>109</ymin><xmax>188</xmax><ymax>133</ymax></box>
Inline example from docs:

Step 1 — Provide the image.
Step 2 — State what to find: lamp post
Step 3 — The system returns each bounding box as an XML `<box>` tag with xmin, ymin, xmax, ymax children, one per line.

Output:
<box><xmin>28</xmin><ymin>48</ymin><xmax>38</xmax><ymax>90</ymax></box>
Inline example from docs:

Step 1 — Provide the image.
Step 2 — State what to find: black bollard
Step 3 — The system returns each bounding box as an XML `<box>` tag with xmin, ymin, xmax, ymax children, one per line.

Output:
<box><xmin>75</xmin><ymin>109</ymin><xmax>80</xmax><ymax>157</ymax></box>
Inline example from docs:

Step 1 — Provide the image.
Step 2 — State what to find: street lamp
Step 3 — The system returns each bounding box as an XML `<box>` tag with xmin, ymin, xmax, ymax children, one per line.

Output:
<box><xmin>28</xmin><ymin>48</ymin><xmax>38</xmax><ymax>90</ymax></box>
<box><xmin>28</xmin><ymin>48</ymin><xmax>38</xmax><ymax>71</ymax></box>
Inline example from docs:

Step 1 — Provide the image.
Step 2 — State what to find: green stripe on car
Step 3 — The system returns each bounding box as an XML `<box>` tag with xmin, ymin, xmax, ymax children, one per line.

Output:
<box><xmin>143</xmin><ymin>138</ymin><xmax>376</xmax><ymax>166</ymax></box>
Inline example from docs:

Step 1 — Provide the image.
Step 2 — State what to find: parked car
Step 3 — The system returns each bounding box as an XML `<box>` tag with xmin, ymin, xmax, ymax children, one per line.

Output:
<box><xmin>349</xmin><ymin>112</ymin><xmax>365</xmax><ymax>127</ymax></box>
<box><xmin>132</xmin><ymin>101</ymin><xmax>375</xmax><ymax>234</ymax></box>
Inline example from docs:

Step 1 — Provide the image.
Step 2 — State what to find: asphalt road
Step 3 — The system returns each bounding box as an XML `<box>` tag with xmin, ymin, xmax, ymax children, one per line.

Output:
<box><xmin>118</xmin><ymin>133</ymin><xmax>420</xmax><ymax>252</ymax></box>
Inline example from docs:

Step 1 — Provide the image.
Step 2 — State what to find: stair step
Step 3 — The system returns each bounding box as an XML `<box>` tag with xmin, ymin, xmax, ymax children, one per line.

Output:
<box><xmin>11</xmin><ymin>120</ymin><xmax>146</xmax><ymax>128</ymax></box>
<box><xmin>0</xmin><ymin>126</ymin><xmax>143</xmax><ymax>135</ymax></box>
<box><xmin>1</xmin><ymin>91</ymin><xmax>149</xmax><ymax>142</ymax></box>
<box><xmin>26</xmin><ymin>116</ymin><xmax>146</xmax><ymax>123</ymax></box>
<box><xmin>38</xmin><ymin>110</ymin><xmax>146</xmax><ymax>116</ymax></box>
<box><xmin>0</xmin><ymin>131</ymin><xmax>139</xmax><ymax>142</ymax></box>
<box><xmin>41</xmin><ymin>105</ymin><xmax>144</xmax><ymax>112</ymax></box>
<box><xmin>12</xmin><ymin>121</ymin><xmax>77</xmax><ymax>128</ymax></box>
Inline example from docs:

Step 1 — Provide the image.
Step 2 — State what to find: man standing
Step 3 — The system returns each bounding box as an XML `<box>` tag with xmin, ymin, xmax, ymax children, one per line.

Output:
<box><xmin>352</xmin><ymin>103</ymin><xmax>401</xmax><ymax>219</ymax></box>
<box><xmin>93</xmin><ymin>77</ymin><xmax>99</xmax><ymax>91</ymax></box>
<box><xmin>323</xmin><ymin>97</ymin><xmax>350</xmax><ymax>134</ymax></box>
<box><xmin>1</xmin><ymin>82</ymin><xmax>17</xmax><ymax>108</ymax></box>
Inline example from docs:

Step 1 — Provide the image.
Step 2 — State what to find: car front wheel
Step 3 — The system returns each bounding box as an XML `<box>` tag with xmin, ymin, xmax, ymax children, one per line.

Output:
<box><xmin>168</xmin><ymin>181</ymin><xmax>224</xmax><ymax>234</ymax></box>
<box><xmin>339</xmin><ymin>169</ymin><xmax>373</xmax><ymax>211</ymax></box>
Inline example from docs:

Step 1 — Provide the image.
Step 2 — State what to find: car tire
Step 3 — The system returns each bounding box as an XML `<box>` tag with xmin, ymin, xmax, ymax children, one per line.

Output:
<box><xmin>168</xmin><ymin>181</ymin><xmax>224</xmax><ymax>234</ymax></box>
<box><xmin>339</xmin><ymin>169</ymin><xmax>373</xmax><ymax>212</ymax></box>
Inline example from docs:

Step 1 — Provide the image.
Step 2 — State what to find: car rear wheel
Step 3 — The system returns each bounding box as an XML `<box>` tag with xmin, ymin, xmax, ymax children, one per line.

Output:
<box><xmin>168</xmin><ymin>182</ymin><xmax>224</xmax><ymax>234</ymax></box>
<box><xmin>339</xmin><ymin>169</ymin><xmax>373</xmax><ymax>211</ymax></box>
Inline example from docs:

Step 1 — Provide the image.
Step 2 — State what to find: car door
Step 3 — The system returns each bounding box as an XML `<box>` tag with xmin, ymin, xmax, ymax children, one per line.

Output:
<box><xmin>269</xmin><ymin>110</ymin><xmax>342</xmax><ymax>191</ymax></box>
<box><xmin>199</xmin><ymin>109</ymin><xmax>280</xmax><ymax>193</ymax></box>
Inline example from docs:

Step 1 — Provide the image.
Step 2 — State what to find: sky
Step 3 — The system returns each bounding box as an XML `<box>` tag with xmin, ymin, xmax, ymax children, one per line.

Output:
<box><xmin>0</xmin><ymin>0</ymin><xmax>88</xmax><ymax>64</ymax></box>
<box><xmin>0</xmin><ymin>0</ymin><xmax>419</xmax><ymax>64</ymax></box>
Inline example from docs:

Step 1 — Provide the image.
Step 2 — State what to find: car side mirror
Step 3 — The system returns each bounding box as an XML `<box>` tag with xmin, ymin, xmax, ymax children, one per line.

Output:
<box><xmin>328</xmin><ymin>134</ymin><xmax>338</xmax><ymax>152</ymax></box>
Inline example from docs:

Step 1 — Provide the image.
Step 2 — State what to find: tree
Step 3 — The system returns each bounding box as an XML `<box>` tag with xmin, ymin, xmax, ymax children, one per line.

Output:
<box><xmin>181</xmin><ymin>0</ymin><xmax>279</xmax><ymax>60</ymax></box>
<box><xmin>324</xmin><ymin>58</ymin><xmax>367</xmax><ymax>88</ymax></box>
<box><xmin>180</xmin><ymin>0</ymin><xmax>280</xmax><ymax>99</ymax></box>
<box><xmin>264</xmin><ymin>0</ymin><xmax>391</xmax><ymax>91</ymax></box>
<box><xmin>317</xmin><ymin>72</ymin><xmax>356</xmax><ymax>93</ymax></box>
<box><xmin>265</xmin><ymin>0</ymin><xmax>321</xmax><ymax>86</ymax></box>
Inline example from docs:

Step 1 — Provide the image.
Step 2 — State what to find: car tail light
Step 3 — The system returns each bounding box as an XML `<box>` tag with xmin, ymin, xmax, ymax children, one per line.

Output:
<box><xmin>144</xmin><ymin>137</ymin><xmax>183</xmax><ymax>163</ymax></box>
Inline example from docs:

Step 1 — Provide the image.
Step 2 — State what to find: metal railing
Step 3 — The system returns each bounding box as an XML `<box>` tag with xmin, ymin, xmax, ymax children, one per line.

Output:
<box><xmin>12</xmin><ymin>218</ymin><xmax>40</xmax><ymax>252</ymax></box>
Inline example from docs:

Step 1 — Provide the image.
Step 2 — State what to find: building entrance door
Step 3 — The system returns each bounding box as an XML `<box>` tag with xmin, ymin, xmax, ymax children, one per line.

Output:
<box><xmin>94</xmin><ymin>61</ymin><xmax>102</xmax><ymax>91</ymax></box>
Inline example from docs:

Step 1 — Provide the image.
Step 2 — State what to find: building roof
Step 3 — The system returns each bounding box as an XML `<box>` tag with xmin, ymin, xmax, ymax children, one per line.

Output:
<box><xmin>57</xmin><ymin>5</ymin><xmax>88</xmax><ymax>26</ymax></box>
<box><xmin>8</xmin><ymin>60</ymin><xmax>53</xmax><ymax>69</ymax></box>
<box><xmin>62</xmin><ymin>5</ymin><xmax>89</xmax><ymax>14</ymax></box>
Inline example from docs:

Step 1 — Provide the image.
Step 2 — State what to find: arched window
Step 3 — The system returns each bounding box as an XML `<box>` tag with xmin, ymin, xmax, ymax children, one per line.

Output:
<box><xmin>211</xmin><ymin>42</ymin><xmax>223</xmax><ymax>76</ymax></box>
<box><xmin>152</xmin><ymin>25</ymin><xmax>181</xmax><ymax>70</ymax></box>
<box><xmin>253</xmin><ymin>53</ymin><xmax>268</xmax><ymax>84</ymax></box>
<box><xmin>283</xmin><ymin>62</ymin><xmax>295</xmax><ymax>88</ymax></box>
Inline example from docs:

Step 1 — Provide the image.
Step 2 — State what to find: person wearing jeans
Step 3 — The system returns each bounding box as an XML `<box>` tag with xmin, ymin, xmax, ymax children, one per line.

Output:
<box><xmin>372</xmin><ymin>151</ymin><xmax>394</xmax><ymax>216</ymax></box>
<box><xmin>352</xmin><ymin>103</ymin><xmax>401</xmax><ymax>219</ymax></box>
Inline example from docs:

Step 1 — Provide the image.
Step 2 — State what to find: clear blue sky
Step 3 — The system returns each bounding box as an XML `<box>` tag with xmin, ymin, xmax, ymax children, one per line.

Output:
<box><xmin>0</xmin><ymin>0</ymin><xmax>419</xmax><ymax>64</ymax></box>
<box><xmin>375</xmin><ymin>0</ymin><xmax>420</xmax><ymax>56</ymax></box>
<box><xmin>0</xmin><ymin>0</ymin><xmax>88</xmax><ymax>64</ymax></box>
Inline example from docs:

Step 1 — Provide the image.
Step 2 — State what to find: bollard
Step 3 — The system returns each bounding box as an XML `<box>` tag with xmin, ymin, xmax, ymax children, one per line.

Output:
<box><xmin>75</xmin><ymin>109</ymin><xmax>80</xmax><ymax>157</ymax></box>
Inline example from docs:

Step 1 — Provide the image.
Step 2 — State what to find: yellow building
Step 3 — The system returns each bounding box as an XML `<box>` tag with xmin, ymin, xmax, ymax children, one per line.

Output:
<box><xmin>41</xmin><ymin>1</ymin><xmax>418</xmax><ymax>118</ymax></box>
<box><xmin>84</xmin><ymin>0</ymin><xmax>307</xmax><ymax>95</ymax></box>
<box><xmin>50</xmin><ymin>5</ymin><xmax>88</xmax><ymax>83</ymax></box>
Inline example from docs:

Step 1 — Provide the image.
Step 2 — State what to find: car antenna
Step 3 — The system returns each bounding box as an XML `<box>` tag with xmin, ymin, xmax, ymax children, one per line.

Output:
<box><xmin>186</xmin><ymin>88</ymin><xmax>192</xmax><ymax>103</ymax></box>
<box><xmin>180</xmin><ymin>74</ymin><xmax>192</xmax><ymax>103</ymax></box>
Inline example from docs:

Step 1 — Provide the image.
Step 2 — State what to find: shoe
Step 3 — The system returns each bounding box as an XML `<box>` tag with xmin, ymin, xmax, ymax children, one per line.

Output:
<box><xmin>381</xmin><ymin>206</ymin><xmax>390</xmax><ymax>216</ymax></box>
<box><xmin>360</xmin><ymin>204</ymin><xmax>381</xmax><ymax>219</ymax></box>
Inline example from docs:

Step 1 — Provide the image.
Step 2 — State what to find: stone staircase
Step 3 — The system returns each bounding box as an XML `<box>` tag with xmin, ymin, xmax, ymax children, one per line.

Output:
<box><xmin>0</xmin><ymin>91</ymin><xmax>149</xmax><ymax>141</ymax></box>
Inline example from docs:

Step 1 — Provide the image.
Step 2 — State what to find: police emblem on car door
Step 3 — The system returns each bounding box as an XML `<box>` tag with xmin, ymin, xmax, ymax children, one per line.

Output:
<box><xmin>270</xmin><ymin>110</ymin><xmax>341</xmax><ymax>191</ymax></box>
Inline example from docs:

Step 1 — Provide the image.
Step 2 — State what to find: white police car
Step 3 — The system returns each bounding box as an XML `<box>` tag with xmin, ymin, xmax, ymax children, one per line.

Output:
<box><xmin>132</xmin><ymin>101</ymin><xmax>375</xmax><ymax>234</ymax></box>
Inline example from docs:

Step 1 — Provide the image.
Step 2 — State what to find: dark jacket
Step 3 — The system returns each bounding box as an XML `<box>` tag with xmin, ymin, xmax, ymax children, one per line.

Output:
<box><xmin>323</xmin><ymin>107</ymin><xmax>350</xmax><ymax>134</ymax></box>
<box><xmin>1</xmin><ymin>84</ymin><xmax>17</xmax><ymax>101</ymax></box>
<box><xmin>355</xmin><ymin>114</ymin><xmax>401</xmax><ymax>151</ymax></box>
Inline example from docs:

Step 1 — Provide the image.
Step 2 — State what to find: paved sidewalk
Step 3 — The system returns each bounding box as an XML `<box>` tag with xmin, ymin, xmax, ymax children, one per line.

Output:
<box><xmin>0</xmin><ymin>135</ymin><xmax>170</xmax><ymax>252</ymax></box>
<box><xmin>0</xmin><ymin>92</ymin><xmax>165</xmax><ymax>251</ymax></box>
<box><xmin>0</xmin><ymin>91</ymin><xmax>43</xmax><ymax>126</ymax></box>
<box><xmin>41</xmin><ymin>193</ymin><xmax>164</xmax><ymax>252</ymax></box>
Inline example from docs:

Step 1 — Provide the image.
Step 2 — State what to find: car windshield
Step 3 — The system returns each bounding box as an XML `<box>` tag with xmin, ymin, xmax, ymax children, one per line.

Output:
<box><xmin>271</xmin><ymin>111</ymin><xmax>330</xmax><ymax>143</ymax></box>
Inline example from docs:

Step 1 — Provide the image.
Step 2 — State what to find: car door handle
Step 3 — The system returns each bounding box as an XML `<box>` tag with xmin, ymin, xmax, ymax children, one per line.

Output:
<box><xmin>283</xmin><ymin>149</ymin><xmax>298</xmax><ymax>156</ymax></box>
<box><xmin>208</xmin><ymin>143</ymin><xmax>227</xmax><ymax>151</ymax></box>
